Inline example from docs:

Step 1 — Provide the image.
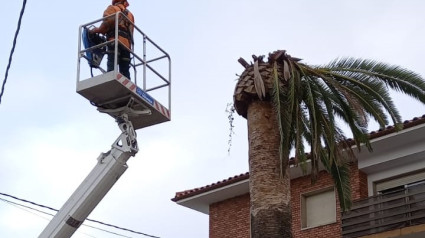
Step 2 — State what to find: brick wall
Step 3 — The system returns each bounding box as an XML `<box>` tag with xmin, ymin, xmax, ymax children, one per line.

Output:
<box><xmin>210</xmin><ymin>194</ymin><xmax>250</xmax><ymax>238</ymax></box>
<box><xmin>291</xmin><ymin>163</ymin><xmax>368</xmax><ymax>238</ymax></box>
<box><xmin>209</xmin><ymin>164</ymin><xmax>368</xmax><ymax>238</ymax></box>
<box><xmin>291</xmin><ymin>170</ymin><xmax>342</xmax><ymax>237</ymax></box>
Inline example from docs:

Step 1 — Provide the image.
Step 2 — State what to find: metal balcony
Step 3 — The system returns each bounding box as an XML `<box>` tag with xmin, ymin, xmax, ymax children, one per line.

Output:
<box><xmin>342</xmin><ymin>183</ymin><xmax>425</xmax><ymax>238</ymax></box>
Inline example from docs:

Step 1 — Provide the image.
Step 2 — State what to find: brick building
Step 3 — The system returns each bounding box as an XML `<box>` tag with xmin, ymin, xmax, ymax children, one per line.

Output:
<box><xmin>172</xmin><ymin>116</ymin><xmax>425</xmax><ymax>238</ymax></box>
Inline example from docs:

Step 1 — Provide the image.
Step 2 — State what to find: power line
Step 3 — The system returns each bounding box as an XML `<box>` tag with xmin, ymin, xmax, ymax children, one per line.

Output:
<box><xmin>0</xmin><ymin>197</ymin><xmax>133</xmax><ymax>238</ymax></box>
<box><xmin>83</xmin><ymin>223</ymin><xmax>133</xmax><ymax>238</ymax></box>
<box><xmin>0</xmin><ymin>197</ymin><xmax>54</xmax><ymax>218</ymax></box>
<box><xmin>0</xmin><ymin>192</ymin><xmax>56</xmax><ymax>213</ymax></box>
<box><xmin>0</xmin><ymin>197</ymin><xmax>53</xmax><ymax>220</ymax></box>
<box><xmin>0</xmin><ymin>0</ymin><xmax>27</xmax><ymax>104</ymax></box>
<box><xmin>0</xmin><ymin>192</ymin><xmax>160</xmax><ymax>238</ymax></box>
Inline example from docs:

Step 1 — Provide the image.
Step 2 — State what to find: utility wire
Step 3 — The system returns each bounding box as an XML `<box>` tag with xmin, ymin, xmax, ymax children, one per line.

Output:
<box><xmin>0</xmin><ymin>192</ymin><xmax>160</xmax><ymax>238</ymax></box>
<box><xmin>0</xmin><ymin>197</ymin><xmax>54</xmax><ymax>218</ymax></box>
<box><xmin>0</xmin><ymin>192</ymin><xmax>56</xmax><ymax>213</ymax></box>
<box><xmin>0</xmin><ymin>197</ymin><xmax>132</xmax><ymax>238</ymax></box>
<box><xmin>0</xmin><ymin>0</ymin><xmax>27</xmax><ymax>104</ymax></box>
<box><xmin>0</xmin><ymin>197</ymin><xmax>53</xmax><ymax>220</ymax></box>
<box><xmin>83</xmin><ymin>223</ymin><xmax>133</xmax><ymax>238</ymax></box>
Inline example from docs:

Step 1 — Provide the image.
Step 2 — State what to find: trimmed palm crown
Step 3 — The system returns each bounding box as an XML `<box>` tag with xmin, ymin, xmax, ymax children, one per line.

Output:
<box><xmin>234</xmin><ymin>50</ymin><xmax>425</xmax><ymax>210</ymax></box>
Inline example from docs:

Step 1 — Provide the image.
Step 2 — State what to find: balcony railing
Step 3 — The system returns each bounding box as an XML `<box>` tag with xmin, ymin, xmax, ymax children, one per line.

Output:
<box><xmin>341</xmin><ymin>182</ymin><xmax>425</xmax><ymax>238</ymax></box>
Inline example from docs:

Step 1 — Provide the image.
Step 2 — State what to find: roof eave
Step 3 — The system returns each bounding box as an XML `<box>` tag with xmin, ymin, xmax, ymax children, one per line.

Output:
<box><xmin>174</xmin><ymin>178</ymin><xmax>249</xmax><ymax>214</ymax></box>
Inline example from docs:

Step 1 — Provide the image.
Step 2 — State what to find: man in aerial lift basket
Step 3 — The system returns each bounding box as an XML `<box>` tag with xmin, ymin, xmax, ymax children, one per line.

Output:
<box><xmin>91</xmin><ymin>0</ymin><xmax>135</xmax><ymax>79</ymax></box>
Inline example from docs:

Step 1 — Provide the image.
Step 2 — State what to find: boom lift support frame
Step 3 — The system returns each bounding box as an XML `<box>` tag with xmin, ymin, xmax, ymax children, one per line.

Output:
<box><xmin>39</xmin><ymin>12</ymin><xmax>170</xmax><ymax>237</ymax></box>
<box><xmin>39</xmin><ymin>103</ymin><xmax>144</xmax><ymax>237</ymax></box>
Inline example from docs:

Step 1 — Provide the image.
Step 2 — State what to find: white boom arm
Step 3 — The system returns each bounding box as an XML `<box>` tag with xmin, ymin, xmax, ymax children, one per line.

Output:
<box><xmin>39</xmin><ymin>111</ymin><xmax>141</xmax><ymax>238</ymax></box>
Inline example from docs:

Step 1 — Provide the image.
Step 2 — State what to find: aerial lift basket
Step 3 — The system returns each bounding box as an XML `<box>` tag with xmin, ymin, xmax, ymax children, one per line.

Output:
<box><xmin>77</xmin><ymin>13</ymin><xmax>171</xmax><ymax>130</ymax></box>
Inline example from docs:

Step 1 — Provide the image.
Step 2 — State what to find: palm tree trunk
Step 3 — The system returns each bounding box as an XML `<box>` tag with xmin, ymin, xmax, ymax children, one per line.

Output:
<box><xmin>248</xmin><ymin>101</ymin><xmax>292</xmax><ymax>238</ymax></box>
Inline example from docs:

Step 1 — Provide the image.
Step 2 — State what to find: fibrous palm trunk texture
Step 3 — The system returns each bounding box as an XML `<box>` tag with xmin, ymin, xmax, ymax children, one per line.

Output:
<box><xmin>234</xmin><ymin>51</ymin><xmax>293</xmax><ymax>238</ymax></box>
<box><xmin>248</xmin><ymin>101</ymin><xmax>292</xmax><ymax>238</ymax></box>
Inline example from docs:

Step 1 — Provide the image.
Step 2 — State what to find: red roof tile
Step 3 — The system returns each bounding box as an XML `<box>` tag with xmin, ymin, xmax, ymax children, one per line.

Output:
<box><xmin>171</xmin><ymin>172</ymin><xmax>249</xmax><ymax>202</ymax></box>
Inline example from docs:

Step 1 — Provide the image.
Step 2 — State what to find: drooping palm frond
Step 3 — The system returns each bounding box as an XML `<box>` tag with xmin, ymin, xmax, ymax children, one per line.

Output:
<box><xmin>271</xmin><ymin>62</ymin><xmax>287</xmax><ymax>177</ymax></box>
<box><xmin>320</xmin><ymin>148</ymin><xmax>352</xmax><ymax>211</ymax></box>
<box><xmin>321</xmin><ymin>58</ymin><xmax>425</xmax><ymax>127</ymax></box>
<box><xmin>268</xmin><ymin>51</ymin><xmax>425</xmax><ymax>211</ymax></box>
<box><xmin>326</xmin><ymin>58</ymin><xmax>425</xmax><ymax>99</ymax></box>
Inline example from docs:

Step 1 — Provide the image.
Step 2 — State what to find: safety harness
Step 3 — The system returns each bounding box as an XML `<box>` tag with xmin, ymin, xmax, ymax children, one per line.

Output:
<box><xmin>107</xmin><ymin>5</ymin><xmax>134</xmax><ymax>46</ymax></box>
<box><xmin>82</xmin><ymin>4</ymin><xmax>134</xmax><ymax>77</ymax></box>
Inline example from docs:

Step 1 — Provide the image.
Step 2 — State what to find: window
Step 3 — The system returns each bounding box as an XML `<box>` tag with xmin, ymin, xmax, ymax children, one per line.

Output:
<box><xmin>374</xmin><ymin>172</ymin><xmax>425</xmax><ymax>227</ymax></box>
<box><xmin>301</xmin><ymin>188</ymin><xmax>336</xmax><ymax>229</ymax></box>
<box><xmin>375</xmin><ymin>170</ymin><xmax>425</xmax><ymax>195</ymax></box>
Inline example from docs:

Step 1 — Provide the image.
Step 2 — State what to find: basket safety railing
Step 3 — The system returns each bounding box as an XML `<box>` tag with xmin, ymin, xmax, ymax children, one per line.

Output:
<box><xmin>77</xmin><ymin>11</ymin><xmax>171</xmax><ymax>113</ymax></box>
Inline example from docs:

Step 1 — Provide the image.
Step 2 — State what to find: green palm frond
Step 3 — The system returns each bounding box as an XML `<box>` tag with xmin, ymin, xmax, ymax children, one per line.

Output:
<box><xmin>267</xmin><ymin>52</ymin><xmax>425</xmax><ymax>211</ymax></box>
<box><xmin>325</xmin><ymin>58</ymin><xmax>425</xmax><ymax>100</ymax></box>
<box><xmin>271</xmin><ymin>62</ymin><xmax>287</xmax><ymax>177</ymax></box>
<box><xmin>321</xmin><ymin>149</ymin><xmax>352</xmax><ymax>211</ymax></box>
<box><xmin>326</xmin><ymin>69</ymin><xmax>401</xmax><ymax>132</ymax></box>
<box><xmin>323</xmin><ymin>58</ymin><xmax>425</xmax><ymax>127</ymax></box>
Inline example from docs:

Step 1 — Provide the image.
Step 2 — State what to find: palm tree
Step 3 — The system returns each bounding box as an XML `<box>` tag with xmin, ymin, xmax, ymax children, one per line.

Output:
<box><xmin>233</xmin><ymin>50</ymin><xmax>425</xmax><ymax>238</ymax></box>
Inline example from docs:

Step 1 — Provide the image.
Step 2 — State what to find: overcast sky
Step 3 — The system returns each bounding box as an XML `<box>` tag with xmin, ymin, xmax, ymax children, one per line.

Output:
<box><xmin>1</xmin><ymin>1</ymin><xmax>425</xmax><ymax>237</ymax></box>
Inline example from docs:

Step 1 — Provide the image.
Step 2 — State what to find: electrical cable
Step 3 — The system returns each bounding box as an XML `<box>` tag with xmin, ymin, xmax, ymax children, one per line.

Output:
<box><xmin>0</xmin><ymin>192</ymin><xmax>56</xmax><ymax>213</ymax></box>
<box><xmin>0</xmin><ymin>197</ymin><xmax>132</xmax><ymax>238</ymax></box>
<box><xmin>0</xmin><ymin>192</ymin><xmax>159</xmax><ymax>238</ymax></box>
<box><xmin>83</xmin><ymin>223</ymin><xmax>133</xmax><ymax>238</ymax></box>
<box><xmin>0</xmin><ymin>0</ymin><xmax>27</xmax><ymax>104</ymax></box>
<box><xmin>0</xmin><ymin>197</ymin><xmax>53</xmax><ymax>220</ymax></box>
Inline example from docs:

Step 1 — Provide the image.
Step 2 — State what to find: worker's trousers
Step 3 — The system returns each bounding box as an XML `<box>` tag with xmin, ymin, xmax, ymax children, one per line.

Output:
<box><xmin>107</xmin><ymin>44</ymin><xmax>131</xmax><ymax>79</ymax></box>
